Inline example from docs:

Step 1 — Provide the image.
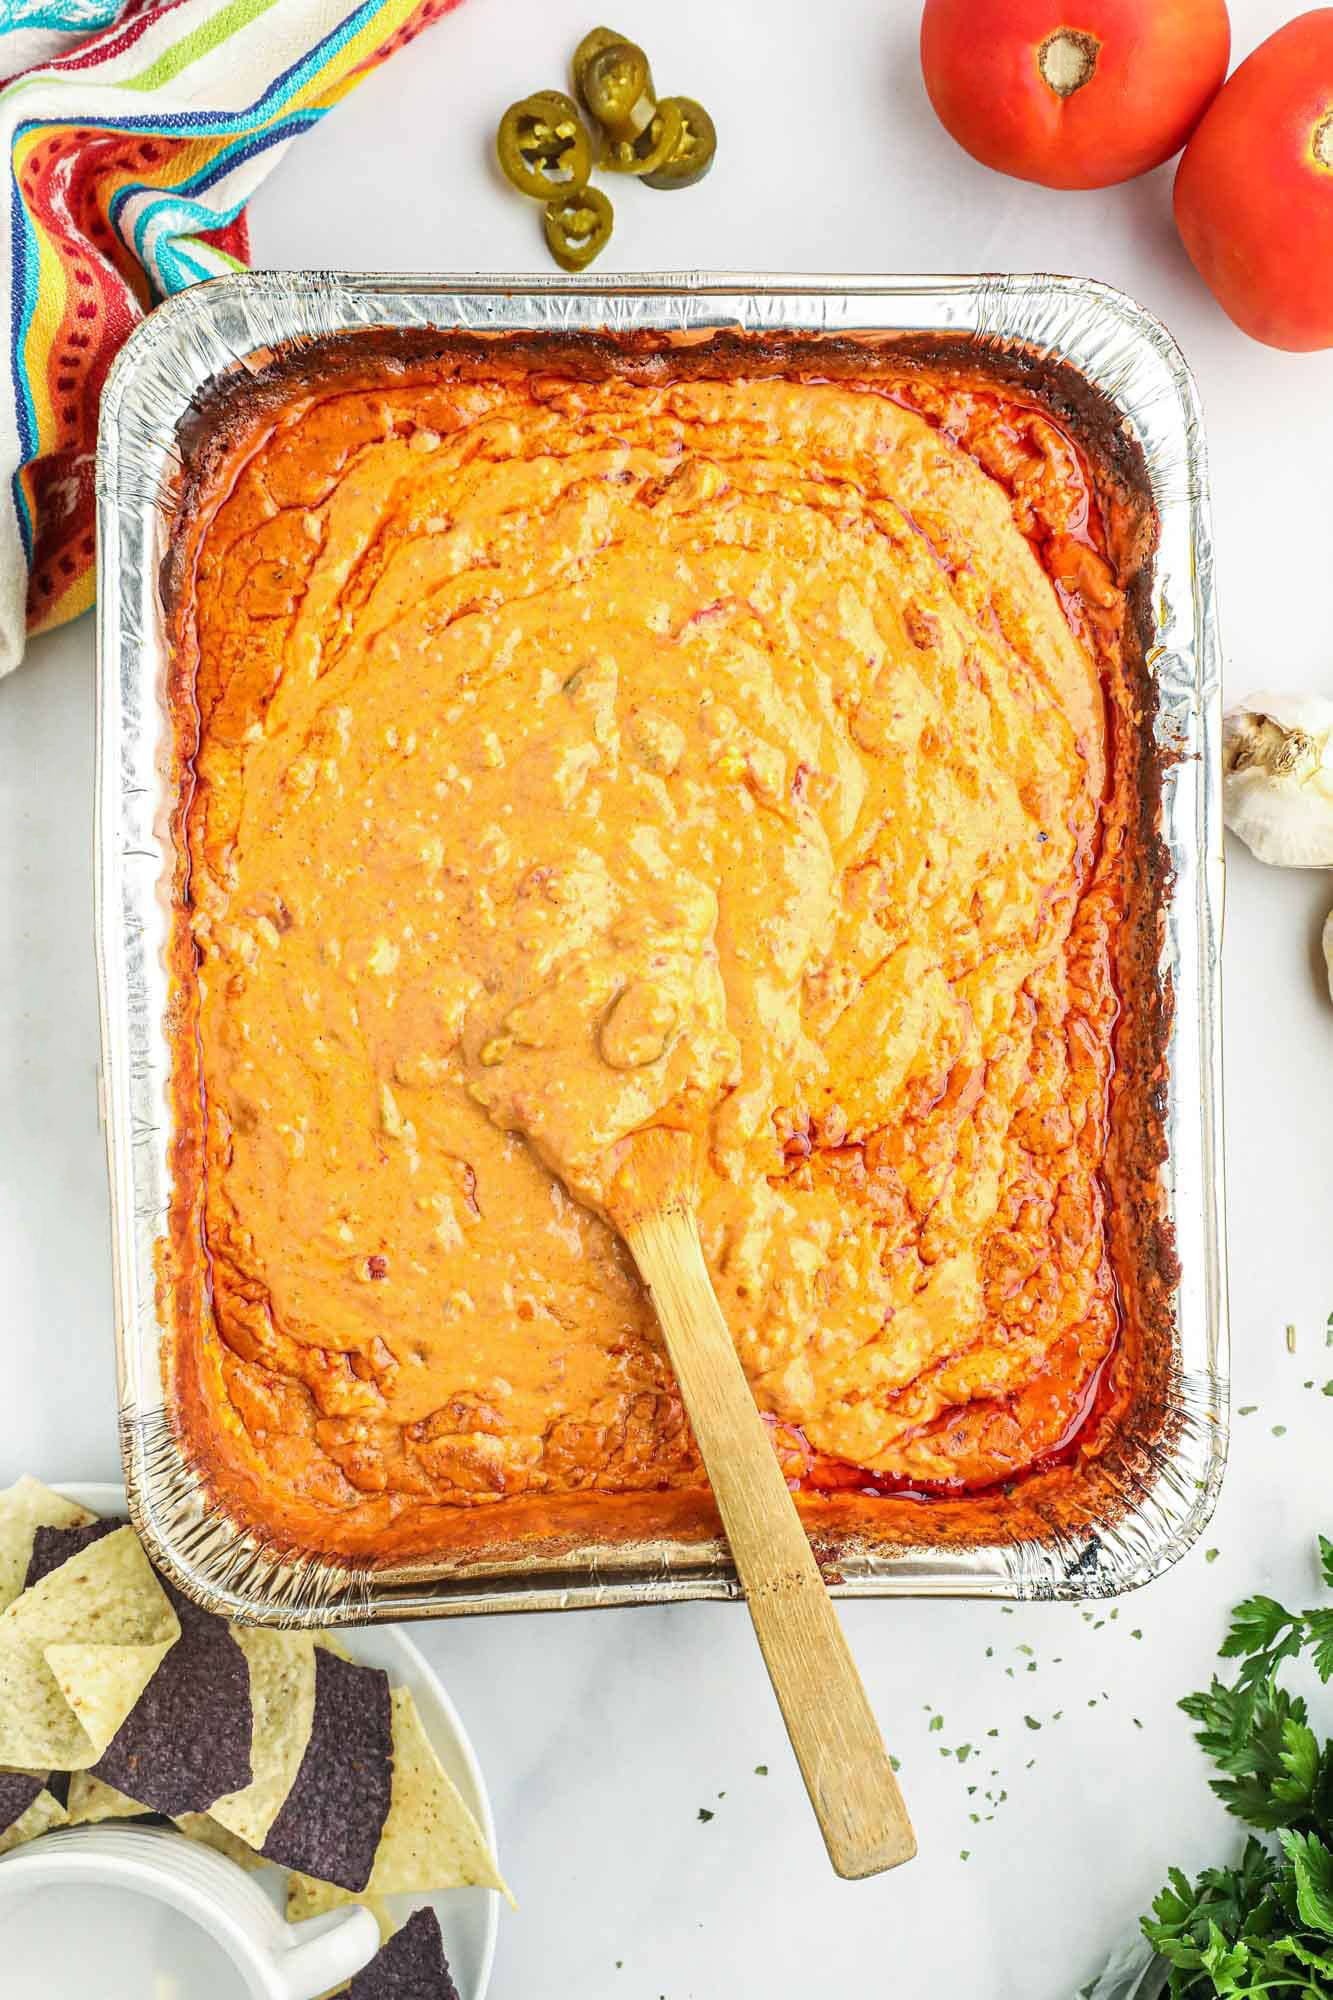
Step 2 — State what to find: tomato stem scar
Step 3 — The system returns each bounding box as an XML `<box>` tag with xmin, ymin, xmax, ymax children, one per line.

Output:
<box><xmin>1037</xmin><ymin>29</ymin><xmax>1101</xmax><ymax>99</ymax></box>
<box><xmin>1314</xmin><ymin>110</ymin><xmax>1333</xmax><ymax>171</ymax></box>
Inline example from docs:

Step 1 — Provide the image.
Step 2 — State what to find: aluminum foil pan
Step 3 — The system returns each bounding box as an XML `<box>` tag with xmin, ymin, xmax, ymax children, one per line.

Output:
<box><xmin>95</xmin><ymin>272</ymin><xmax>1227</xmax><ymax>1624</ymax></box>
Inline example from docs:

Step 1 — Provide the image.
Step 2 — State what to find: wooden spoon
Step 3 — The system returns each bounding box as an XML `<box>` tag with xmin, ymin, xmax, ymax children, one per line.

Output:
<box><xmin>607</xmin><ymin>1129</ymin><xmax>917</xmax><ymax>1879</ymax></box>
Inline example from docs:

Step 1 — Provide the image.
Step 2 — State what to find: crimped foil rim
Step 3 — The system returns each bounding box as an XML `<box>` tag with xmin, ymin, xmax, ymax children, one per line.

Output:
<box><xmin>95</xmin><ymin>272</ymin><xmax>1226</xmax><ymax>1623</ymax></box>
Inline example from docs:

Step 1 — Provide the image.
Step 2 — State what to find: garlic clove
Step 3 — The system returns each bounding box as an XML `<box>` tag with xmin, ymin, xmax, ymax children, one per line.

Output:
<box><xmin>1222</xmin><ymin>690</ymin><xmax>1333</xmax><ymax>869</ymax></box>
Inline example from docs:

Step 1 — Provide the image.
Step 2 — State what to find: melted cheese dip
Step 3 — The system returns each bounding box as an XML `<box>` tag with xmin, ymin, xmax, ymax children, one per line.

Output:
<box><xmin>173</xmin><ymin>357</ymin><xmax>1126</xmax><ymax>1544</ymax></box>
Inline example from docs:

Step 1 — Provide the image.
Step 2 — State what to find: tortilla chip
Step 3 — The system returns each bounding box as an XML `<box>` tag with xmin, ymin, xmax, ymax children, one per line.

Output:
<box><xmin>343</xmin><ymin>1907</ymin><xmax>460</xmax><ymax>1999</ymax></box>
<box><xmin>25</xmin><ymin>1521</ymin><xmax>122</xmax><ymax>1592</ymax></box>
<box><xmin>92</xmin><ymin>1575</ymin><xmax>251</xmax><ymax>1816</ymax></box>
<box><xmin>260</xmin><ymin>1650</ymin><xmax>393</xmax><ymax>1891</ymax></box>
<box><xmin>210</xmin><ymin>1627</ymin><xmax>317</xmax><ymax>1849</ymax></box>
<box><xmin>0</xmin><ymin>1784</ymin><xmax>67</xmax><ymax>1855</ymax></box>
<box><xmin>66</xmin><ymin>1770</ymin><xmax>148</xmax><ymax>1825</ymax></box>
<box><xmin>288</xmin><ymin>1877</ymin><xmax>396</xmax><ymax>1944</ymax></box>
<box><xmin>370</xmin><ymin>1690</ymin><xmax>509</xmax><ymax>1901</ymax></box>
<box><xmin>0</xmin><ymin>1525</ymin><xmax>179</xmax><ymax>1769</ymax></box>
<box><xmin>0</xmin><ymin>1479</ymin><xmax>95</xmax><ymax>1612</ymax></box>
<box><xmin>68</xmin><ymin>1770</ymin><xmax>263</xmax><ymax>1871</ymax></box>
<box><xmin>175</xmin><ymin>1811</ymin><xmax>266</xmax><ymax>1871</ymax></box>
<box><xmin>0</xmin><ymin>1768</ymin><xmax>44</xmax><ymax>1833</ymax></box>
<box><xmin>290</xmin><ymin>1687</ymin><xmax>510</xmax><ymax>1909</ymax></box>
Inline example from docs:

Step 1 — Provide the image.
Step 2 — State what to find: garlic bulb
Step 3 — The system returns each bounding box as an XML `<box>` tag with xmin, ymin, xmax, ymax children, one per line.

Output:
<box><xmin>1222</xmin><ymin>692</ymin><xmax>1333</xmax><ymax>869</ymax></box>
<box><xmin>1223</xmin><ymin>692</ymin><xmax>1333</xmax><ymax>1005</ymax></box>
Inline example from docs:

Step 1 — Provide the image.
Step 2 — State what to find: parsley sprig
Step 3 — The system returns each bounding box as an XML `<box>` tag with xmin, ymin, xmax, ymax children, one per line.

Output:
<box><xmin>1141</xmin><ymin>1536</ymin><xmax>1333</xmax><ymax>1996</ymax></box>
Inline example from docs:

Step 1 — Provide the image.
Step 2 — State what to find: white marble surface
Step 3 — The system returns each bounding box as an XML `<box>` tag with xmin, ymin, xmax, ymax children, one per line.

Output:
<box><xmin>3</xmin><ymin>1</ymin><xmax>1333</xmax><ymax>1994</ymax></box>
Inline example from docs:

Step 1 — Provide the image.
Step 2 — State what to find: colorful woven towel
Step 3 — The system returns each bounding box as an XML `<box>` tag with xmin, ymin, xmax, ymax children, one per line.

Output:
<box><xmin>0</xmin><ymin>0</ymin><xmax>467</xmax><ymax>678</ymax></box>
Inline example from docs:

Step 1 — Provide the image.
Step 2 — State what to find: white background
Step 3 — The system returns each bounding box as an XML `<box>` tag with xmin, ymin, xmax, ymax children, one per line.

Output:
<box><xmin>3</xmin><ymin>2</ymin><xmax>1333</xmax><ymax>1995</ymax></box>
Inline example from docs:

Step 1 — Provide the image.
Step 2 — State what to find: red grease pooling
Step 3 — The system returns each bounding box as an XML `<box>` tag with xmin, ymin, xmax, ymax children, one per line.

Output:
<box><xmin>771</xmin><ymin>1323</ymin><xmax>1122</xmax><ymax>1503</ymax></box>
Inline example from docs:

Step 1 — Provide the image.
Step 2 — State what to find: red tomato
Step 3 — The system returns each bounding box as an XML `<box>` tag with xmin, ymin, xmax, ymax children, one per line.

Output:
<box><xmin>1174</xmin><ymin>10</ymin><xmax>1333</xmax><ymax>350</ymax></box>
<box><xmin>920</xmin><ymin>0</ymin><xmax>1231</xmax><ymax>190</ymax></box>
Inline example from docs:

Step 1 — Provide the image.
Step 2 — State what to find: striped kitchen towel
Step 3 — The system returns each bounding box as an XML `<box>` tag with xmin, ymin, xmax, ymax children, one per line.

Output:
<box><xmin>0</xmin><ymin>0</ymin><xmax>468</xmax><ymax>678</ymax></box>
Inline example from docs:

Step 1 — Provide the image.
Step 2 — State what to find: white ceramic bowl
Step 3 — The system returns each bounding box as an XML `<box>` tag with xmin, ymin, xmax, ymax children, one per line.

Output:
<box><xmin>0</xmin><ymin>1824</ymin><xmax>380</xmax><ymax>1999</ymax></box>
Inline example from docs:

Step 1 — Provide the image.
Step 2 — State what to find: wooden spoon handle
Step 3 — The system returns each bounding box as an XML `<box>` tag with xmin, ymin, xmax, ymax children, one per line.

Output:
<box><xmin>627</xmin><ymin>1203</ymin><xmax>916</xmax><ymax>1879</ymax></box>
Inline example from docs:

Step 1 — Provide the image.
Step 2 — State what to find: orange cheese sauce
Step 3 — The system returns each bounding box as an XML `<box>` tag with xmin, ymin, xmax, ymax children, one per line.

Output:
<box><xmin>170</xmin><ymin>356</ymin><xmax>1131</xmax><ymax>1551</ymax></box>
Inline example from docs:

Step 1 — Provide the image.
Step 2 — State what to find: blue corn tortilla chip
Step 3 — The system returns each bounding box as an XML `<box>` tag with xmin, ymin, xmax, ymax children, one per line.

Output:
<box><xmin>0</xmin><ymin>1769</ymin><xmax>44</xmax><ymax>1834</ymax></box>
<box><xmin>23</xmin><ymin>1519</ymin><xmax>122</xmax><ymax>1591</ymax></box>
<box><xmin>345</xmin><ymin>1908</ymin><xmax>460</xmax><ymax>1999</ymax></box>
<box><xmin>261</xmin><ymin>1649</ymin><xmax>393</xmax><ymax>1892</ymax></box>
<box><xmin>90</xmin><ymin>1575</ymin><xmax>252</xmax><ymax>1818</ymax></box>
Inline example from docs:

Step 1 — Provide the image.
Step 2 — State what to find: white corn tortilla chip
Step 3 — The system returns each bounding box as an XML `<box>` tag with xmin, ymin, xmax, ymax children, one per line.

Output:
<box><xmin>288</xmin><ymin>1877</ymin><xmax>397</xmax><ymax>1963</ymax></box>
<box><xmin>175</xmin><ymin>1812</ymin><xmax>265</xmax><ymax>1871</ymax></box>
<box><xmin>66</xmin><ymin>1770</ymin><xmax>145</xmax><ymax>1825</ymax></box>
<box><xmin>288</xmin><ymin>1686</ymin><xmax>511</xmax><ymax>1911</ymax></box>
<box><xmin>67</xmin><ymin>1770</ymin><xmax>263</xmax><ymax>1872</ymax></box>
<box><xmin>0</xmin><ymin>1786</ymin><xmax>67</xmax><ymax>1854</ymax></box>
<box><xmin>288</xmin><ymin>1876</ymin><xmax>396</xmax><ymax>1944</ymax></box>
<box><xmin>0</xmin><ymin>1478</ymin><xmax>95</xmax><ymax>1611</ymax></box>
<box><xmin>209</xmin><ymin>1627</ymin><xmax>317</xmax><ymax>1849</ymax></box>
<box><xmin>0</xmin><ymin>1525</ymin><xmax>179</xmax><ymax>1769</ymax></box>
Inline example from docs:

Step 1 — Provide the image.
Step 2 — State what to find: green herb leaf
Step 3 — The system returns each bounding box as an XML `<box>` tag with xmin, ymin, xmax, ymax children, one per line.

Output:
<box><xmin>1290</xmin><ymin>1934</ymin><xmax>1333</xmax><ymax>1978</ymax></box>
<box><xmin>1141</xmin><ymin>1533</ymin><xmax>1333</xmax><ymax>1997</ymax></box>
<box><xmin>1200</xmin><ymin>1920</ymin><xmax>1250</xmax><ymax>1990</ymax></box>
<box><xmin>1219</xmin><ymin>1595</ymin><xmax>1302</xmax><ymax>1662</ymax></box>
<box><xmin>1306</xmin><ymin>1609</ymin><xmax>1333</xmax><ymax>1686</ymax></box>
<box><xmin>1320</xmin><ymin>1536</ymin><xmax>1333</xmax><ymax>1592</ymax></box>
<box><xmin>1275</xmin><ymin>1717</ymin><xmax>1321</xmax><ymax>1801</ymax></box>
<box><xmin>1280</xmin><ymin>1829</ymin><xmax>1333</xmax><ymax>1935</ymax></box>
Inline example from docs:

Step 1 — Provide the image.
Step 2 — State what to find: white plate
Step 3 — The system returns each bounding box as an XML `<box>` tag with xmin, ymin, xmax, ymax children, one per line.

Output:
<box><xmin>55</xmin><ymin>1484</ymin><xmax>499</xmax><ymax>2000</ymax></box>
